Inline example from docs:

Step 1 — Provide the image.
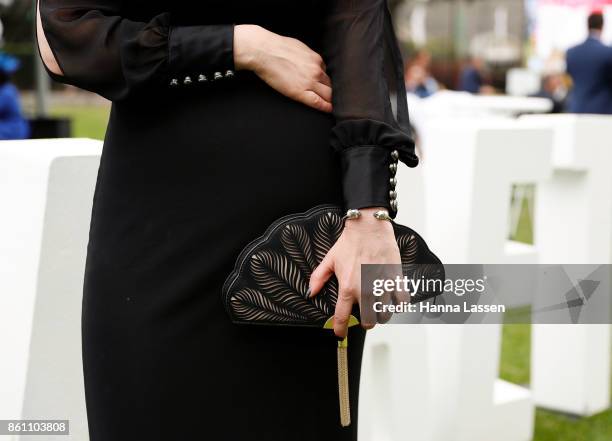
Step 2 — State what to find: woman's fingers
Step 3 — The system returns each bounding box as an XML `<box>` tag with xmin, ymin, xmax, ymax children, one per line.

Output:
<box><xmin>310</xmin><ymin>81</ymin><xmax>332</xmax><ymax>104</ymax></box>
<box><xmin>334</xmin><ymin>290</ymin><xmax>354</xmax><ymax>338</ymax></box>
<box><xmin>306</xmin><ymin>64</ymin><xmax>332</xmax><ymax>109</ymax></box>
<box><xmin>308</xmin><ymin>252</ymin><xmax>334</xmax><ymax>297</ymax></box>
<box><xmin>301</xmin><ymin>90</ymin><xmax>332</xmax><ymax>113</ymax></box>
<box><xmin>317</xmin><ymin>68</ymin><xmax>332</xmax><ymax>87</ymax></box>
<box><xmin>376</xmin><ymin>288</ymin><xmax>394</xmax><ymax>324</ymax></box>
<box><xmin>337</xmin><ymin>273</ymin><xmax>373</xmax><ymax>337</ymax></box>
<box><xmin>376</xmin><ymin>265</ymin><xmax>403</xmax><ymax>324</ymax></box>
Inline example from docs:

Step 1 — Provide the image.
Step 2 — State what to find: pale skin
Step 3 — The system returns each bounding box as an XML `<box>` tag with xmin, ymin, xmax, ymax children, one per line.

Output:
<box><xmin>37</xmin><ymin>17</ymin><xmax>402</xmax><ymax>338</ymax></box>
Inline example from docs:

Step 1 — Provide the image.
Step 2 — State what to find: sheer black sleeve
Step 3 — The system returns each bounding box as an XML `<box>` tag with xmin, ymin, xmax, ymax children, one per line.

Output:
<box><xmin>37</xmin><ymin>0</ymin><xmax>234</xmax><ymax>101</ymax></box>
<box><xmin>323</xmin><ymin>0</ymin><xmax>418</xmax><ymax>218</ymax></box>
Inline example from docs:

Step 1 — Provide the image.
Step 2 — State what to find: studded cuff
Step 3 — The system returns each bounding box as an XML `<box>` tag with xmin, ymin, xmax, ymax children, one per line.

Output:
<box><xmin>339</xmin><ymin>146</ymin><xmax>400</xmax><ymax>218</ymax></box>
<box><xmin>168</xmin><ymin>24</ymin><xmax>235</xmax><ymax>87</ymax></box>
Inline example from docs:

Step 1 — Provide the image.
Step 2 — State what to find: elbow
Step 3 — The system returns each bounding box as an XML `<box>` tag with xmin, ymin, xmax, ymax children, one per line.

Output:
<box><xmin>36</xmin><ymin>0</ymin><xmax>63</xmax><ymax>76</ymax></box>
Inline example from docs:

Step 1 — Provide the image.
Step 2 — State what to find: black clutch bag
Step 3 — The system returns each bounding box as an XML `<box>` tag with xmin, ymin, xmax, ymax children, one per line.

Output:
<box><xmin>221</xmin><ymin>204</ymin><xmax>444</xmax><ymax>426</ymax></box>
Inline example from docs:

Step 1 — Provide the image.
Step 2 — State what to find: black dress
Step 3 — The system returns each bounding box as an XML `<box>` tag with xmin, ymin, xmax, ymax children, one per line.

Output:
<box><xmin>38</xmin><ymin>1</ymin><xmax>418</xmax><ymax>440</ymax></box>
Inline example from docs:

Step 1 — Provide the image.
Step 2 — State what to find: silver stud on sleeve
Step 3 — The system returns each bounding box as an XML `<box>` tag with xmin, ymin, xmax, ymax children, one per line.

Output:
<box><xmin>388</xmin><ymin>149</ymin><xmax>400</xmax><ymax>214</ymax></box>
<box><xmin>390</xmin><ymin>190</ymin><xmax>398</xmax><ymax>206</ymax></box>
<box><xmin>183</xmin><ymin>76</ymin><xmax>192</xmax><ymax>85</ymax></box>
<box><xmin>198</xmin><ymin>74</ymin><xmax>208</xmax><ymax>83</ymax></box>
<box><xmin>169</xmin><ymin>78</ymin><xmax>179</xmax><ymax>87</ymax></box>
<box><xmin>213</xmin><ymin>71</ymin><xmax>223</xmax><ymax>81</ymax></box>
<box><xmin>225</xmin><ymin>70</ymin><xmax>235</xmax><ymax>78</ymax></box>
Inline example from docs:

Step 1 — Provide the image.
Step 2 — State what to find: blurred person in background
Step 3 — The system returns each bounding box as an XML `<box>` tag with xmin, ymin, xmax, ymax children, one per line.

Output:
<box><xmin>531</xmin><ymin>72</ymin><xmax>568</xmax><ymax>113</ymax></box>
<box><xmin>405</xmin><ymin>49</ymin><xmax>439</xmax><ymax>98</ymax></box>
<box><xmin>458</xmin><ymin>56</ymin><xmax>495</xmax><ymax>94</ymax></box>
<box><xmin>566</xmin><ymin>12</ymin><xmax>612</xmax><ymax>114</ymax></box>
<box><xmin>0</xmin><ymin>53</ymin><xmax>29</xmax><ymax>140</ymax></box>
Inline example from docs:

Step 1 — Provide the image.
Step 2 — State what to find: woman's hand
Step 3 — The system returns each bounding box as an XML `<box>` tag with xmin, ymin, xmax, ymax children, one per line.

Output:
<box><xmin>308</xmin><ymin>207</ymin><xmax>403</xmax><ymax>338</ymax></box>
<box><xmin>233</xmin><ymin>24</ymin><xmax>332</xmax><ymax>113</ymax></box>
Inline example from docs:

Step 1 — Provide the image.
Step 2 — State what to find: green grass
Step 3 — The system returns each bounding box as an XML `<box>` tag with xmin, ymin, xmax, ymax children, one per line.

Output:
<box><xmin>534</xmin><ymin>407</ymin><xmax>612</xmax><ymax>441</ymax></box>
<box><xmin>513</xmin><ymin>194</ymin><xmax>534</xmax><ymax>244</ymax></box>
<box><xmin>510</xmin><ymin>184</ymin><xmax>534</xmax><ymax>244</ymax></box>
<box><xmin>501</xmin><ymin>322</ymin><xmax>612</xmax><ymax>441</ymax></box>
<box><xmin>50</xmin><ymin>105</ymin><xmax>110</xmax><ymax>140</ymax></box>
<box><xmin>500</xmin><ymin>323</ymin><xmax>531</xmax><ymax>384</ymax></box>
<box><xmin>51</xmin><ymin>104</ymin><xmax>612</xmax><ymax>440</ymax></box>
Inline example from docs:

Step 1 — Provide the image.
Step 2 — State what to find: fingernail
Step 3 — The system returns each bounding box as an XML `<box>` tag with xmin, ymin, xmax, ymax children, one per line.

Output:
<box><xmin>306</xmin><ymin>288</ymin><xmax>312</xmax><ymax>298</ymax></box>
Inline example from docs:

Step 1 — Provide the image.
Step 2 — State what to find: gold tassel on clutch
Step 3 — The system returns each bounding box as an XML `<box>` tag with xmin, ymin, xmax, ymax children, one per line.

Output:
<box><xmin>324</xmin><ymin>315</ymin><xmax>359</xmax><ymax>427</ymax></box>
<box><xmin>337</xmin><ymin>336</ymin><xmax>351</xmax><ymax>427</ymax></box>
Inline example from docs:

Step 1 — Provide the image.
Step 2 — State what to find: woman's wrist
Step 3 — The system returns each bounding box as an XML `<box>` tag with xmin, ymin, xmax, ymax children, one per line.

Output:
<box><xmin>233</xmin><ymin>24</ymin><xmax>266</xmax><ymax>71</ymax></box>
<box><xmin>344</xmin><ymin>207</ymin><xmax>394</xmax><ymax>233</ymax></box>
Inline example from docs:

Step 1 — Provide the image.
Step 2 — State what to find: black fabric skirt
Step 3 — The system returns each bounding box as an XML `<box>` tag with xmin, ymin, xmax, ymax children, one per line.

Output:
<box><xmin>82</xmin><ymin>71</ymin><xmax>366</xmax><ymax>441</ymax></box>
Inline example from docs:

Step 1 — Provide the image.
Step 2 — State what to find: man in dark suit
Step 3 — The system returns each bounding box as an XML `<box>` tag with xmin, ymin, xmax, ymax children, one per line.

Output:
<box><xmin>566</xmin><ymin>12</ymin><xmax>612</xmax><ymax>114</ymax></box>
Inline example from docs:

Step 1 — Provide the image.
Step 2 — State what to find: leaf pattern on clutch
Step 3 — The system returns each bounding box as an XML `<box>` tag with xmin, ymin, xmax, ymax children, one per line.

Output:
<box><xmin>250</xmin><ymin>249</ymin><xmax>307</xmax><ymax>295</ymax></box>
<box><xmin>397</xmin><ymin>233</ymin><xmax>418</xmax><ymax>263</ymax></box>
<box><xmin>231</xmin><ymin>287</ymin><xmax>309</xmax><ymax>323</ymax></box>
<box><xmin>313</xmin><ymin>211</ymin><xmax>343</xmax><ymax>264</ymax></box>
<box><xmin>250</xmin><ymin>249</ymin><xmax>326</xmax><ymax>320</ymax></box>
<box><xmin>281</xmin><ymin>224</ymin><xmax>316</xmax><ymax>276</ymax></box>
<box><xmin>396</xmin><ymin>232</ymin><xmax>444</xmax><ymax>300</ymax></box>
<box><xmin>319</xmin><ymin>276</ymin><xmax>338</xmax><ymax>313</ymax></box>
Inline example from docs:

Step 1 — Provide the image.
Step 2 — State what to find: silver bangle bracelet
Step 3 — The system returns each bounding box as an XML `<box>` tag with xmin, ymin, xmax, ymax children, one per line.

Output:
<box><xmin>342</xmin><ymin>208</ymin><xmax>393</xmax><ymax>222</ymax></box>
<box><xmin>373</xmin><ymin>209</ymin><xmax>393</xmax><ymax>222</ymax></box>
<box><xmin>342</xmin><ymin>209</ymin><xmax>361</xmax><ymax>222</ymax></box>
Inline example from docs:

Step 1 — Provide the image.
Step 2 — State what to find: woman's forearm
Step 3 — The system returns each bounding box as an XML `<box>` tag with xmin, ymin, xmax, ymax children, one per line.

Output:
<box><xmin>36</xmin><ymin>0</ymin><xmax>63</xmax><ymax>76</ymax></box>
<box><xmin>233</xmin><ymin>24</ymin><xmax>265</xmax><ymax>71</ymax></box>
